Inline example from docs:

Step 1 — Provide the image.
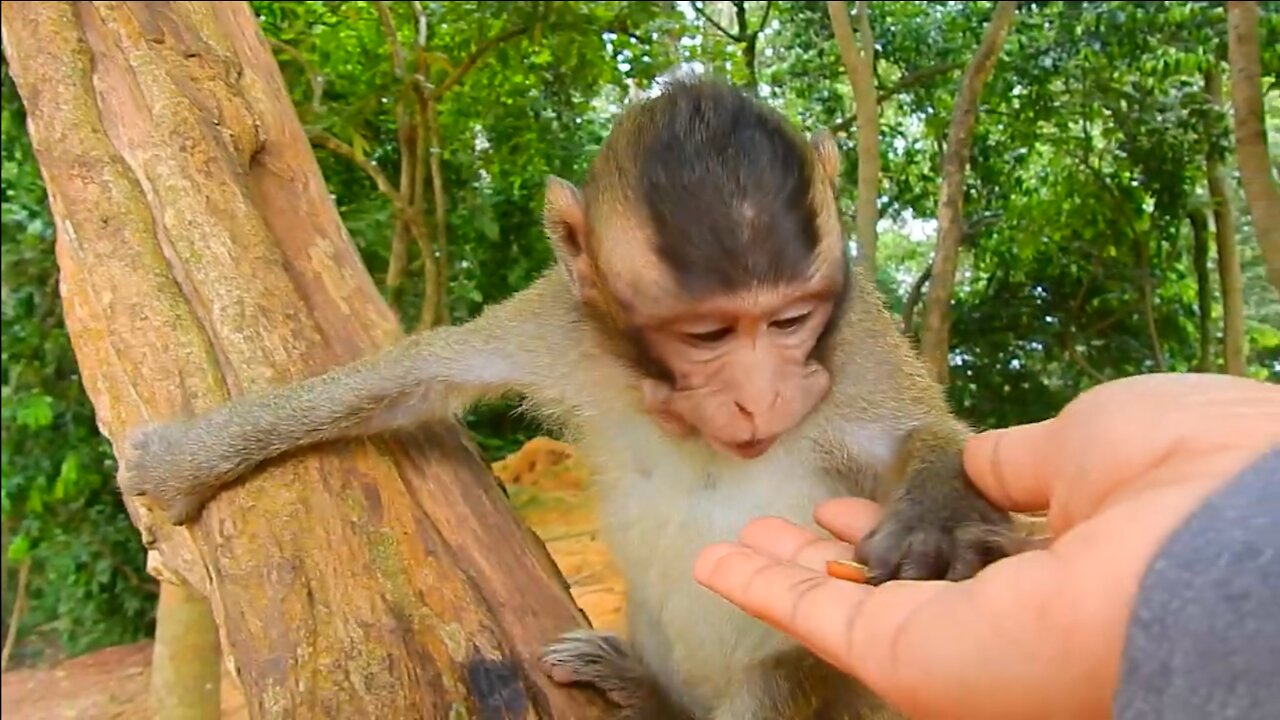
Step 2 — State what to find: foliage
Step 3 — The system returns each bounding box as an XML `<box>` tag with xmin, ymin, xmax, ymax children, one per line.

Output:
<box><xmin>2</xmin><ymin>60</ymin><xmax>155</xmax><ymax>656</ymax></box>
<box><xmin>2</xmin><ymin>0</ymin><xmax>1278</xmax><ymax>661</ymax></box>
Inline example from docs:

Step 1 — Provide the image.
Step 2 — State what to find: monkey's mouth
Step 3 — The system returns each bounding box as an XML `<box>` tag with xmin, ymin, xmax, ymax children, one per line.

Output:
<box><xmin>729</xmin><ymin>436</ymin><xmax>777</xmax><ymax>460</ymax></box>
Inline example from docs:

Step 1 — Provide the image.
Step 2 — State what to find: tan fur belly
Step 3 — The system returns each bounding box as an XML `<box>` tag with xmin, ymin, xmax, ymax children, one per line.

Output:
<box><xmin>589</xmin><ymin>436</ymin><xmax>849</xmax><ymax>711</ymax></box>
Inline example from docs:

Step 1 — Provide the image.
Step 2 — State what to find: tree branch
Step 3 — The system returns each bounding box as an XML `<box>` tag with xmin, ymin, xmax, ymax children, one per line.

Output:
<box><xmin>410</xmin><ymin>0</ymin><xmax>428</xmax><ymax>51</ymax></box>
<box><xmin>901</xmin><ymin>261</ymin><xmax>932</xmax><ymax>336</ymax></box>
<box><xmin>756</xmin><ymin>0</ymin><xmax>775</xmax><ymax>35</ymax></box>
<box><xmin>268</xmin><ymin>38</ymin><xmax>324</xmax><ymax>113</ymax></box>
<box><xmin>424</xmin><ymin>25</ymin><xmax>532</xmax><ymax>101</ymax></box>
<box><xmin>1</xmin><ymin>558</ymin><xmax>30</xmax><ymax>672</ymax></box>
<box><xmin>375</xmin><ymin>1</ymin><xmax>407</xmax><ymax>78</ymax></box>
<box><xmin>831</xmin><ymin>60</ymin><xmax>967</xmax><ymax>133</ymax></box>
<box><xmin>309</xmin><ymin>130</ymin><xmax>402</xmax><ymax>203</ymax></box>
<box><xmin>880</xmin><ymin>60</ymin><xmax>966</xmax><ymax>101</ymax></box>
<box><xmin>690</xmin><ymin>2</ymin><xmax>744</xmax><ymax>42</ymax></box>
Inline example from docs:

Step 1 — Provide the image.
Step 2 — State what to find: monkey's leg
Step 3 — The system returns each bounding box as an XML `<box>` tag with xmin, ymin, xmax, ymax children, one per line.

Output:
<box><xmin>853</xmin><ymin>423</ymin><xmax>1029</xmax><ymax>584</ymax></box>
<box><xmin>539</xmin><ymin>630</ymin><xmax>694</xmax><ymax>720</ymax></box>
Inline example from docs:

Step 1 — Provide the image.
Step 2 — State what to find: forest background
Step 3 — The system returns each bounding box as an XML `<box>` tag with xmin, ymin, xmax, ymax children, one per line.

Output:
<box><xmin>2</xmin><ymin>0</ymin><xmax>1277</xmax><ymax>668</ymax></box>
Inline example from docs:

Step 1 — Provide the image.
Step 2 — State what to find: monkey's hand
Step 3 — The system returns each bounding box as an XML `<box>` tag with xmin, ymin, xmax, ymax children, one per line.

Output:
<box><xmin>116</xmin><ymin>421</ymin><xmax>244</xmax><ymax>526</ymax></box>
<box><xmin>854</xmin><ymin>476</ymin><xmax>1026</xmax><ymax>585</ymax></box>
<box><xmin>540</xmin><ymin>630</ymin><xmax>692</xmax><ymax>720</ymax></box>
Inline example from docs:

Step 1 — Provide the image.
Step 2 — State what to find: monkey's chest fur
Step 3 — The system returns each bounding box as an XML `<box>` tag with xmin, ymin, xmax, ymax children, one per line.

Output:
<box><xmin>575</xmin><ymin>411</ymin><xmax>855</xmax><ymax>711</ymax></box>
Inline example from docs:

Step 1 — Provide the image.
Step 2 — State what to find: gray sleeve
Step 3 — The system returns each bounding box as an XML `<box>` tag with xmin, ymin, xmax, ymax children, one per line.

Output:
<box><xmin>1115</xmin><ymin>446</ymin><xmax>1280</xmax><ymax>720</ymax></box>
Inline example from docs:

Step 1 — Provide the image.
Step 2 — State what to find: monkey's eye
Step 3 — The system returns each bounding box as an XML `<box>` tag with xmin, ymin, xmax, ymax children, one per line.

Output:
<box><xmin>770</xmin><ymin>312</ymin><xmax>811</xmax><ymax>331</ymax></box>
<box><xmin>683</xmin><ymin>327</ymin><xmax>734</xmax><ymax>344</ymax></box>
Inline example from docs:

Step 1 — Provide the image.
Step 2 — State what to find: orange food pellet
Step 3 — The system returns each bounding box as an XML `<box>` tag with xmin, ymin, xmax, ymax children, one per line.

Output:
<box><xmin>826</xmin><ymin>559</ymin><xmax>870</xmax><ymax>584</ymax></box>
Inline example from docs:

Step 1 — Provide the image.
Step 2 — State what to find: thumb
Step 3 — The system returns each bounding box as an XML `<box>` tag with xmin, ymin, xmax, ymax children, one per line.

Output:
<box><xmin>962</xmin><ymin>419</ymin><xmax>1061</xmax><ymax>514</ymax></box>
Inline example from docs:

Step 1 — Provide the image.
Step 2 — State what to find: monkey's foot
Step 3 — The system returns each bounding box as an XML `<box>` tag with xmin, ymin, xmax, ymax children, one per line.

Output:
<box><xmin>854</xmin><ymin>495</ymin><xmax>1023</xmax><ymax>584</ymax></box>
<box><xmin>539</xmin><ymin>630</ymin><xmax>656</xmax><ymax>708</ymax></box>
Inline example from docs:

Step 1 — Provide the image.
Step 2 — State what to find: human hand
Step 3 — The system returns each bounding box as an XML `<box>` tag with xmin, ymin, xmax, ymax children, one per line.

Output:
<box><xmin>694</xmin><ymin>373</ymin><xmax>1280</xmax><ymax>720</ymax></box>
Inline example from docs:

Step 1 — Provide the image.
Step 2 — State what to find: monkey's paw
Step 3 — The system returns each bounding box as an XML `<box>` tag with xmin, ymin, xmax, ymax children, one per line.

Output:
<box><xmin>854</xmin><ymin>491</ymin><xmax>1024</xmax><ymax>584</ymax></box>
<box><xmin>540</xmin><ymin>630</ymin><xmax>650</xmax><ymax>708</ymax></box>
<box><xmin>117</xmin><ymin>423</ymin><xmax>220</xmax><ymax>526</ymax></box>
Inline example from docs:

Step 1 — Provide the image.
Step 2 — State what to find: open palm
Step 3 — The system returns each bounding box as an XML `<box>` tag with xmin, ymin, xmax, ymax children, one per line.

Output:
<box><xmin>694</xmin><ymin>373</ymin><xmax>1280</xmax><ymax>720</ymax></box>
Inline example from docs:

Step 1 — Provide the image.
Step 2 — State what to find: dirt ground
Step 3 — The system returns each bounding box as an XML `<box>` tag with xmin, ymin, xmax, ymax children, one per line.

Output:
<box><xmin>1</xmin><ymin>437</ymin><xmax>625</xmax><ymax>720</ymax></box>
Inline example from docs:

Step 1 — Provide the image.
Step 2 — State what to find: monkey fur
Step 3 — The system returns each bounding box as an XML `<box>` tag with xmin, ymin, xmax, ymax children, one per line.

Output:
<box><xmin>120</xmin><ymin>78</ymin><xmax>1022</xmax><ymax>719</ymax></box>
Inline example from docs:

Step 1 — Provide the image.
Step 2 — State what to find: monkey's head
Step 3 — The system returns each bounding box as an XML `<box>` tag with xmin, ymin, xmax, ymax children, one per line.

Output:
<box><xmin>543</xmin><ymin>78</ymin><xmax>848</xmax><ymax>460</ymax></box>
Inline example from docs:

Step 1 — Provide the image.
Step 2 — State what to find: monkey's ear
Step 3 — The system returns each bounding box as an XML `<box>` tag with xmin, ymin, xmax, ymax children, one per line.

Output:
<box><xmin>810</xmin><ymin>129</ymin><xmax>841</xmax><ymax>187</ymax></box>
<box><xmin>543</xmin><ymin>175</ymin><xmax>595</xmax><ymax>300</ymax></box>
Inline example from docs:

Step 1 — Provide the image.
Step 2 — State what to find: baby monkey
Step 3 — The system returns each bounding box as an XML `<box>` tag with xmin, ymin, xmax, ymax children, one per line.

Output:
<box><xmin>120</xmin><ymin>78</ymin><xmax>1021</xmax><ymax>719</ymax></box>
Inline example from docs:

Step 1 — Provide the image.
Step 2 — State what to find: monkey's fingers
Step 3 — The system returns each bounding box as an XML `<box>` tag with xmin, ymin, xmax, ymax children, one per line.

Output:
<box><xmin>736</xmin><ymin>516</ymin><xmax>857</xmax><ymax>572</ymax></box>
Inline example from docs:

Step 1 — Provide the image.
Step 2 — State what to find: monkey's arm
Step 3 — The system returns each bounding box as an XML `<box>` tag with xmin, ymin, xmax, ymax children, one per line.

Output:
<box><xmin>818</xmin><ymin>272</ymin><xmax>1025</xmax><ymax>583</ymax></box>
<box><xmin>121</xmin><ymin>270</ymin><xmax>596</xmax><ymax>524</ymax></box>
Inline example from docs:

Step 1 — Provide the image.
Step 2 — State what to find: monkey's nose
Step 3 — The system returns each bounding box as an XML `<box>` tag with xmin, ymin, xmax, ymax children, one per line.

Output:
<box><xmin>734</xmin><ymin>391</ymin><xmax>782</xmax><ymax>419</ymax></box>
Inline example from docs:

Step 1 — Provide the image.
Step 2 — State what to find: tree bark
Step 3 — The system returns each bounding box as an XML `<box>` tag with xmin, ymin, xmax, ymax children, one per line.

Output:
<box><xmin>151</xmin><ymin>580</ymin><xmax>221</xmax><ymax>720</ymax></box>
<box><xmin>1189</xmin><ymin>209</ymin><xmax>1214</xmax><ymax>372</ymax></box>
<box><xmin>0</xmin><ymin>3</ymin><xmax>606</xmax><ymax>719</ymax></box>
<box><xmin>1225</xmin><ymin>0</ymin><xmax>1280</xmax><ymax>295</ymax></box>
<box><xmin>826</xmin><ymin>1</ymin><xmax>880</xmax><ymax>277</ymax></box>
<box><xmin>919</xmin><ymin>0</ymin><xmax>1018</xmax><ymax>384</ymax></box>
<box><xmin>1205</xmin><ymin>67</ymin><xmax>1249</xmax><ymax>376</ymax></box>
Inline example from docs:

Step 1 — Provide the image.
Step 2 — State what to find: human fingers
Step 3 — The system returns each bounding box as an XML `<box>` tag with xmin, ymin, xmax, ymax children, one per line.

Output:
<box><xmin>736</xmin><ymin>516</ymin><xmax>856</xmax><ymax>572</ymax></box>
<box><xmin>694</xmin><ymin>541</ymin><xmax>1109</xmax><ymax>720</ymax></box>
<box><xmin>692</xmin><ymin>542</ymin><xmax>881</xmax><ymax>673</ymax></box>
<box><xmin>964</xmin><ymin>373</ymin><xmax>1280</xmax><ymax>530</ymax></box>
<box><xmin>813</xmin><ymin>497</ymin><xmax>884</xmax><ymax>543</ymax></box>
<box><xmin>961</xmin><ymin>420</ymin><xmax>1058</xmax><ymax>514</ymax></box>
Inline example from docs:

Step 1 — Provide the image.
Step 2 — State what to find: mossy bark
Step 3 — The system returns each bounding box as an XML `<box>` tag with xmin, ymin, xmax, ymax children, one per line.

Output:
<box><xmin>152</xmin><ymin>580</ymin><xmax>222</xmax><ymax>720</ymax></box>
<box><xmin>0</xmin><ymin>2</ymin><xmax>606</xmax><ymax>718</ymax></box>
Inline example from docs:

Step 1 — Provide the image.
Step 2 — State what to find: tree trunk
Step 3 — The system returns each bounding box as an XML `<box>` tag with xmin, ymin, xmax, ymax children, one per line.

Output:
<box><xmin>0</xmin><ymin>3</ymin><xmax>606</xmax><ymax>719</ymax></box>
<box><xmin>1189</xmin><ymin>209</ymin><xmax>1214</xmax><ymax>372</ymax></box>
<box><xmin>1205</xmin><ymin>67</ymin><xmax>1249</xmax><ymax>376</ymax></box>
<box><xmin>919</xmin><ymin>0</ymin><xmax>1018</xmax><ymax>384</ymax></box>
<box><xmin>1225</xmin><ymin>0</ymin><xmax>1280</xmax><ymax>295</ymax></box>
<box><xmin>151</xmin><ymin>580</ymin><xmax>221</xmax><ymax>720</ymax></box>
<box><xmin>826</xmin><ymin>1</ymin><xmax>880</xmax><ymax>277</ymax></box>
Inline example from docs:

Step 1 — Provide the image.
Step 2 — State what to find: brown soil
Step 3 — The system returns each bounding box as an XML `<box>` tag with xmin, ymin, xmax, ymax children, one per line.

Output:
<box><xmin>1</xmin><ymin>437</ymin><xmax>625</xmax><ymax>719</ymax></box>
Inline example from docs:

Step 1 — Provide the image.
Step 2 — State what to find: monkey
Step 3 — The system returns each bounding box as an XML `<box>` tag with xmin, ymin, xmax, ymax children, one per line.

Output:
<box><xmin>118</xmin><ymin>77</ymin><xmax>1021</xmax><ymax>719</ymax></box>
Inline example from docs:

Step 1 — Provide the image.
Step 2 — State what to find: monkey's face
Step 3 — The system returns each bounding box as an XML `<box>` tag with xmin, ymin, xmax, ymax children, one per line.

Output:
<box><xmin>540</xmin><ymin>78</ymin><xmax>849</xmax><ymax>459</ymax></box>
<box><xmin>633</xmin><ymin>285</ymin><xmax>837</xmax><ymax>459</ymax></box>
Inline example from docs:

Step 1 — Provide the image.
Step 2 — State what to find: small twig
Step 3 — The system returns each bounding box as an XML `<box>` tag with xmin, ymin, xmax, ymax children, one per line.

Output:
<box><xmin>374</xmin><ymin>1</ymin><xmax>407</xmax><ymax>78</ymax></box>
<box><xmin>268</xmin><ymin>38</ymin><xmax>325</xmax><ymax>113</ymax></box>
<box><xmin>410</xmin><ymin>0</ymin><xmax>428</xmax><ymax>50</ymax></box>
<box><xmin>1</xmin><ymin>558</ymin><xmax>32</xmax><ymax>672</ymax></box>
<box><xmin>1066</xmin><ymin>342</ymin><xmax>1107</xmax><ymax>382</ymax></box>
<box><xmin>309</xmin><ymin>130</ymin><xmax>401</xmax><ymax>201</ymax></box>
<box><xmin>690</xmin><ymin>2</ymin><xmax>743</xmax><ymax>41</ymax></box>
<box><xmin>429</xmin><ymin>25</ymin><xmax>532</xmax><ymax>101</ymax></box>
<box><xmin>832</xmin><ymin>60</ymin><xmax>967</xmax><ymax>133</ymax></box>
<box><xmin>309</xmin><ymin>130</ymin><xmax>435</xmax><ymax>285</ymax></box>
<box><xmin>901</xmin><ymin>261</ymin><xmax>932</xmax><ymax>336</ymax></box>
<box><xmin>756</xmin><ymin>1</ymin><xmax>775</xmax><ymax>35</ymax></box>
